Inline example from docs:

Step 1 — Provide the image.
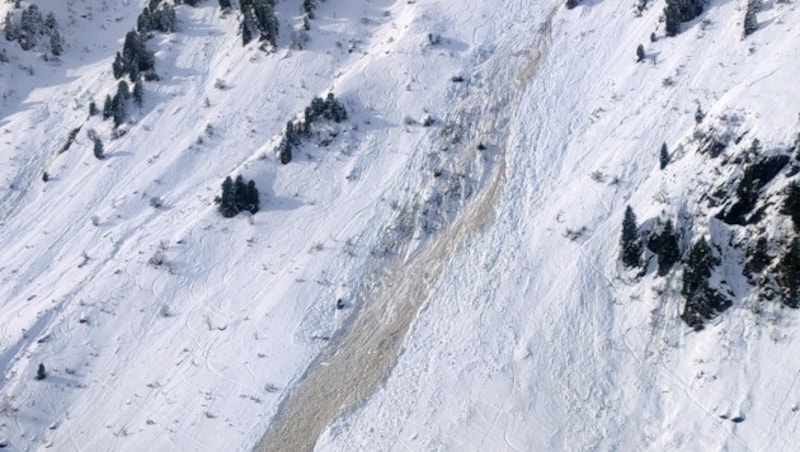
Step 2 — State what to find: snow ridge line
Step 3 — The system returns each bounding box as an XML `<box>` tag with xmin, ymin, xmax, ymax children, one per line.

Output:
<box><xmin>253</xmin><ymin>6</ymin><xmax>558</xmax><ymax>451</ymax></box>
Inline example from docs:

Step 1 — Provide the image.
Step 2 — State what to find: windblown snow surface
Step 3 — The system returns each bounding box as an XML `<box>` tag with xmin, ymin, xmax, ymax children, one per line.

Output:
<box><xmin>1</xmin><ymin>0</ymin><xmax>799</xmax><ymax>451</ymax></box>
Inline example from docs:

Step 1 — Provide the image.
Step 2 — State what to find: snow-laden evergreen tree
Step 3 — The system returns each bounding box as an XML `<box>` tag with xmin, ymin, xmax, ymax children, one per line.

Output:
<box><xmin>656</xmin><ymin>219</ymin><xmax>679</xmax><ymax>276</ymax></box>
<box><xmin>102</xmin><ymin>94</ymin><xmax>113</xmax><ymax>120</ymax></box>
<box><xmin>620</xmin><ymin>206</ymin><xmax>642</xmax><ymax>268</ymax></box>
<box><xmin>133</xmin><ymin>80</ymin><xmax>144</xmax><ymax>107</ymax></box>
<box><xmin>112</xmin><ymin>92</ymin><xmax>126</xmax><ymax>128</ymax></box>
<box><xmin>664</xmin><ymin>1</ymin><xmax>681</xmax><ymax>37</ymax></box>
<box><xmin>659</xmin><ymin>143</ymin><xmax>670</xmax><ymax>170</ymax></box>
<box><xmin>681</xmin><ymin>237</ymin><xmax>728</xmax><ymax>329</ymax></box>
<box><xmin>636</xmin><ymin>44</ymin><xmax>645</xmax><ymax>62</ymax></box>
<box><xmin>303</xmin><ymin>0</ymin><xmax>317</xmax><ymax>19</ymax></box>
<box><xmin>93</xmin><ymin>136</ymin><xmax>105</xmax><ymax>160</ymax></box>
<box><xmin>566</xmin><ymin>0</ymin><xmax>580</xmax><ymax>9</ymax></box>
<box><xmin>219</xmin><ymin>0</ymin><xmax>232</xmax><ymax>9</ymax></box>
<box><xmin>744</xmin><ymin>0</ymin><xmax>759</xmax><ymax>37</ymax></box>
<box><xmin>49</xmin><ymin>28</ymin><xmax>63</xmax><ymax>56</ymax></box>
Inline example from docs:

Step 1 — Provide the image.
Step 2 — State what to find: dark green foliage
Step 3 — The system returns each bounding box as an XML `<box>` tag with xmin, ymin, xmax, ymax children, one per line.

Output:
<box><xmin>744</xmin><ymin>0</ymin><xmax>759</xmax><ymax>37</ymax></box>
<box><xmin>89</xmin><ymin>101</ymin><xmax>98</xmax><ymax>117</ymax></box>
<box><xmin>746</xmin><ymin>236</ymin><xmax>771</xmax><ymax>275</ymax></box>
<box><xmin>620</xmin><ymin>206</ymin><xmax>642</xmax><ymax>268</ymax></box>
<box><xmin>278</xmin><ymin>137</ymin><xmax>292</xmax><ymax>164</ymax></box>
<box><xmin>150</xmin><ymin>3</ymin><xmax>177</xmax><ymax>33</ymax></box>
<box><xmin>49</xmin><ymin>28</ymin><xmax>62</xmax><ymax>56</ymax></box>
<box><xmin>216</xmin><ymin>175</ymin><xmax>260</xmax><ymax>217</ymax></box>
<box><xmin>660</xmin><ymin>143</ymin><xmax>670</xmax><ymax>170</ymax></box>
<box><xmin>694</xmin><ymin>105</ymin><xmax>705</xmax><ymax>124</ymax></box>
<box><xmin>36</xmin><ymin>363</ymin><xmax>46</xmax><ymax>380</ymax></box>
<box><xmin>779</xmin><ymin>237</ymin><xmax>800</xmax><ymax>308</ymax></box>
<box><xmin>239</xmin><ymin>0</ymin><xmax>278</xmax><ymax>48</ymax></box>
<box><xmin>93</xmin><ymin>136</ymin><xmax>105</xmax><ymax>160</ymax></box>
<box><xmin>664</xmin><ymin>1</ymin><xmax>681</xmax><ymax>37</ymax></box>
<box><xmin>114</xmin><ymin>30</ymin><xmax>155</xmax><ymax>81</ymax></box>
<box><xmin>718</xmin><ymin>155</ymin><xmax>790</xmax><ymax>225</ymax></box>
<box><xmin>681</xmin><ymin>237</ymin><xmax>730</xmax><ymax>330</ymax></box>
<box><xmin>303</xmin><ymin>0</ymin><xmax>317</xmax><ymax>19</ymax></box>
<box><xmin>112</xmin><ymin>92</ymin><xmax>126</xmax><ymax>128</ymax></box>
<box><xmin>636</xmin><ymin>44</ymin><xmax>645</xmax><ymax>62</ymax></box>
<box><xmin>117</xmin><ymin>80</ymin><xmax>130</xmax><ymax>100</ymax></box>
<box><xmin>655</xmin><ymin>220</ymin><xmax>680</xmax><ymax>276</ymax></box>
<box><xmin>242</xmin><ymin>19</ymin><xmax>253</xmax><ymax>46</ymax></box>
<box><xmin>782</xmin><ymin>180</ymin><xmax>800</xmax><ymax>231</ymax></box>
<box><xmin>133</xmin><ymin>80</ymin><xmax>144</xmax><ymax>107</ymax></box>
<box><xmin>102</xmin><ymin>95</ymin><xmax>113</xmax><ymax>120</ymax></box>
<box><xmin>4</xmin><ymin>12</ymin><xmax>19</xmax><ymax>42</ymax></box>
<box><xmin>137</xmin><ymin>8</ymin><xmax>152</xmax><ymax>33</ymax></box>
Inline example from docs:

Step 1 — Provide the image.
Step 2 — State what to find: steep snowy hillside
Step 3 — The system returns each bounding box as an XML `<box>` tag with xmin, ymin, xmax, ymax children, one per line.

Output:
<box><xmin>0</xmin><ymin>0</ymin><xmax>799</xmax><ymax>451</ymax></box>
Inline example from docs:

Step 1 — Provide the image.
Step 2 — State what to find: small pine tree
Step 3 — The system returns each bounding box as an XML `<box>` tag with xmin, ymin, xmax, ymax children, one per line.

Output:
<box><xmin>242</xmin><ymin>19</ymin><xmax>253</xmax><ymax>46</ymax></box>
<box><xmin>93</xmin><ymin>137</ymin><xmax>105</xmax><ymax>159</ymax></box>
<box><xmin>779</xmin><ymin>237</ymin><xmax>800</xmax><ymax>308</ymax></box>
<box><xmin>102</xmin><ymin>94</ymin><xmax>113</xmax><ymax>120</ymax></box>
<box><xmin>656</xmin><ymin>220</ymin><xmax>680</xmax><ymax>276</ymax></box>
<box><xmin>659</xmin><ymin>143</ymin><xmax>670</xmax><ymax>170</ymax></box>
<box><xmin>117</xmin><ymin>80</ymin><xmax>130</xmax><ymax>100</ymax></box>
<box><xmin>664</xmin><ymin>1</ymin><xmax>680</xmax><ymax>37</ymax></box>
<box><xmin>620</xmin><ymin>206</ymin><xmax>642</xmax><ymax>268</ymax></box>
<box><xmin>137</xmin><ymin>7</ymin><xmax>152</xmax><ymax>33</ymax></box>
<box><xmin>694</xmin><ymin>105</ymin><xmax>705</xmax><ymax>124</ymax></box>
<box><xmin>744</xmin><ymin>0</ymin><xmax>759</xmax><ymax>37</ymax></box>
<box><xmin>278</xmin><ymin>138</ymin><xmax>292</xmax><ymax>164</ymax></box>
<box><xmin>112</xmin><ymin>92</ymin><xmax>126</xmax><ymax>128</ymax></box>
<box><xmin>89</xmin><ymin>101</ymin><xmax>98</xmax><ymax>117</ymax></box>
<box><xmin>680</xmin><ymin>237</ymin><xmax>729</xmax><ymax>329</ymax></box>
<box><xmin>133</xmin><ymin>80</ymin><xmax>144</xmax><ymax>107</ymax></box>
<box><xmin>636</xmin><ymin>44</ymin><xmax>645</xmax><ymax>62</ymax></box>
<box><xmin>303</xmin><ymin>0</ymin><xmax>316</xmax><ymax>19</ymax></box>
<box><xmin>217</xmin><ymin>176</ymin><xmax>238</xmax><ymax>217</ymax></box>
<box><xmin>782</xmin><ymin>180</ymin><xmax>800</xmax><ymax>231</ymax></box>
<box><xmin>566</xmin><ymin>0</ymin><xmax>580</xmax><ymax>9</ymax></box>
<box><xmin>219</xmin><ymin>0</ymin><xmax>232</xmax><ymax>9</ymax></box>
<box><xmin>36</xmin><ymin>363</ymin><xmax>46</xmax><ymax>380</ymax></box>
<box><xmin>245</xmin><ymin>180</ymin><xmax>260</xmax><ymax>213</ymax></box>
<box><xmin>49</xmin><ymin>28</ymin><xmax>63</xmax><ymax>56</ymax></box>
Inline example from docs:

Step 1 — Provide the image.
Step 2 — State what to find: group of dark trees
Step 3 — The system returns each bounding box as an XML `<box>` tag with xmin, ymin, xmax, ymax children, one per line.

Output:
<box><xmin>238</xmin><ymin>0</ymin><xmax>279</xmax><ymax>48</ymax></box>
<box><xmin>3</xmin><ymin>4</ymin><xmax>63</xmax><ymax>56</ymax></box>
<box><xmin>664</xmin><ymin>0</ymin><xmax>706</xmax><ymax>37</ymax></box>
<box><xmin>215</xmin><ymin>175</ymin><xmax>261</xmax><ymax>217</ymax></box>
<box><xmin>277</xmin><ymin>92</ymin><xmax>348</xmax><ymax>164</ymax></box>
<box><xmin>620</xmin><ymin>207</ymin><xmax>727</xmax><ymax>329</ymax></box>
<box><xmin>620</xmin><ymin>174</ymin><xmax>800</xmax><ymax>328</ymax></box>
<box><xmin>137</xmin><ymin>1</ymin><xmax>178</xmax><ymax>34</ymax></box>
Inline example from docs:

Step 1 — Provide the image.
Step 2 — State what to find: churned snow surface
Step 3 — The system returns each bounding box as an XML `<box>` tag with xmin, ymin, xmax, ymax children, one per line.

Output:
<box><xmin>1</xmin><ymin>0</ymin><xmax>799</xmax><ymax>451</ymax></box>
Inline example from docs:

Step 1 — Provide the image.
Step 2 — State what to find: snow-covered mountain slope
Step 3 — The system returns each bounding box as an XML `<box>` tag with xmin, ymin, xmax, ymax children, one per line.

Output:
<box><xmin>1</xmin><ymin>0</ymin><xmax>799</xmax><ymax>451</ymax></box>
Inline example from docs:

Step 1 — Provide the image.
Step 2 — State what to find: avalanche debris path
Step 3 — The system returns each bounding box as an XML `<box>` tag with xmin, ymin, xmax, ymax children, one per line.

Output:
<box><xmin>255</xmin><ymin>6</ymin><xmax>557</xmax><ymax>451</ymax></box>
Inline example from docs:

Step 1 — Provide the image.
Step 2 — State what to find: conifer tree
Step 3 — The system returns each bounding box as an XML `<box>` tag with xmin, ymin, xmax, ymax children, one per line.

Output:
<box><xmin>217</xmin><ymin>176</ymin><xmax>237</xmax><ymax>217</ymax></box>
<box><xmin>102</xmin><ymin>94</ymin><xmax>113</xmax><ymax>120</ymax></box>
<box><xmin>112</xmin><ymin>92</ymin><xmax>126</xmax><ymax>128</ymax></box>
<box><xmin>656</xmin><ymin>220</ymin><xmax>679</xmax><ymax>276</ymax></box>
<box><xmin>133</xmin><ymin>80</ymin><xmax>144</xmax><ymax>107</ymax></box>
<box><xmin>659</xmin><ymin>143</ymin><xmax>670</xmax><ymax>170</ymax></box>
<box><xmin>49</xmin><ymin>28</ymin><xmax>63</xmax><ymax>56</ymax></box>
<box><xmin>620</xmin><ymin>206</ymin><xmax>642</xmax><ymax>268</ymax></box>
<box><xmin>782</xmin><ymin>180</ymin><xmax>800</xmax><ymax>231</ymax></box>
<box><xmin>245</xmin><ymin>180</ymin><xmax>260</xmax><ymax>213</ymax></box>
<box><xmin>680</xmin><ymin>237</ymin><xmax>728</xmax><ymax>329</ymax></box>
<box><xmin>278</xmin><ymin>138</ymin><xmax>292</xmax><ymax>164</ymax></box>
<box><xmin>636</xmin><ymin>44</ymin><xmax>645</xmax><ymax>62</ymax></box>
<box><xmin>744</xmin><ymin>0</ymin><xmax>759</xmax><ymax>37</ymax></box>
<box><xmin>664</xmin><ymin>1</ymin><xmax>681</xmax><ymax>37</ymax></box>
<box><xmin>779</xmin><ymin>237</ymin><xmax>800</xmax><ymax>308</ymax></box>
<box><xmin>89</xmin><ymin>101</ymin><xmax>98</xmax><ymax>117</ymax></box>
<box><xmin>93</xmin><ymin>136</ymin><xmax>105</xmax><ymax>160</ymax></box>
<box><xmin>219</xmin><ymin>0</ymin><xmax>232</xmax><ymax>9</ymax></box>
<box><xmin>36</xmin><ymin>363</ymin><xmax>46</xmax><ymax>380</ymax></box>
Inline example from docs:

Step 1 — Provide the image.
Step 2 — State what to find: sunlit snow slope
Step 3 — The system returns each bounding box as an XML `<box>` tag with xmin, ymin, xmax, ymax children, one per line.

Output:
<box><xmin>1</xmin><ymin>0</ymin><xmax>799</xmax><ymax>451</ymax></box>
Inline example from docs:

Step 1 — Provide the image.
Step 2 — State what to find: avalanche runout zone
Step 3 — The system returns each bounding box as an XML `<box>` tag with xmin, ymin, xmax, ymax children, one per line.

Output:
<box><xmin>254</xmin><ymin>7</ymin><xmax>556</xmax><ymax>451</ymax></box>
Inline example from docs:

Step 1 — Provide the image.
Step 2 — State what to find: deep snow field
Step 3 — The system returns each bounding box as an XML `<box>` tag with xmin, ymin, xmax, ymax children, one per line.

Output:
<box><xmin>1</xmin><ymin>0</ymin><xmax>799</xmax><ymax>451</ymax></box>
